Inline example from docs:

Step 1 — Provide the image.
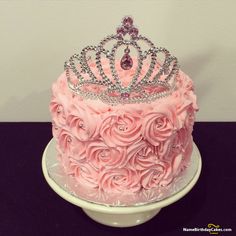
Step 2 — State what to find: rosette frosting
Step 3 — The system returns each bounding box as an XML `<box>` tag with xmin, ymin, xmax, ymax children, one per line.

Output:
<box><xmin>50</xmin><ymin>62</ymin><xmax>198</xmax><ymax>205</ymax></box>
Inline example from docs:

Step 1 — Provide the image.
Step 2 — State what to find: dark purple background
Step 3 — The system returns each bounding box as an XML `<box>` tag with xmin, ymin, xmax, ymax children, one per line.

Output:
<box><xmin>0</xmin><ymin>122</ymin><xmax>235</xmax><ymax>236</ymax></box>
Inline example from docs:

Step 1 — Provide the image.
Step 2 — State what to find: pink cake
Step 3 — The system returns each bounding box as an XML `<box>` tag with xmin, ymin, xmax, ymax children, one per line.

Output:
<box><xmin>50</xmin><ymin>17</ymin><xmax>198</xmax><ymax>205</ymax></box>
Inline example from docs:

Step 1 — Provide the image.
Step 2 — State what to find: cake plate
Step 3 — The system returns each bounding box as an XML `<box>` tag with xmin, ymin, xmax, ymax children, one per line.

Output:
<box><xmin>42</xmin><ymin>139</ymin><xmax>202</xmax><ymax>227</ymax></box>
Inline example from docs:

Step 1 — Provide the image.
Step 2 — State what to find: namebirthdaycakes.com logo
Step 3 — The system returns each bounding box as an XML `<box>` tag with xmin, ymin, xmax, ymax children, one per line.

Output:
<box><xmin>183</xmin><ymin>223</ymin><xmax>233</xmax><ymax>234</ymax></box>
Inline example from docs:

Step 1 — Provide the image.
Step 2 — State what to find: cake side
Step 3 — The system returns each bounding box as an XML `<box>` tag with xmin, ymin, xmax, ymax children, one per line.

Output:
<box><xmin>49</xmin><ymin>66</ymin><xmax>198</xmax><ymax>205</ymax></box>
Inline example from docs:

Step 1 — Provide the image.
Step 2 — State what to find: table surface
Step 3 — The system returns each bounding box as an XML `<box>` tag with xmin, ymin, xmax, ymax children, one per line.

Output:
<box><xmin>0</xmin><ymin>122</ymin><xmax>235</xmax><ymax>236</ymax></box>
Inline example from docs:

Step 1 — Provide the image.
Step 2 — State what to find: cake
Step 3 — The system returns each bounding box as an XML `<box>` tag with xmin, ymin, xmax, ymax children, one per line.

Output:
<box><xmin>50</xmin><ymin>17</ymin><xmax>198</xmax><ymax>205</ymax></box>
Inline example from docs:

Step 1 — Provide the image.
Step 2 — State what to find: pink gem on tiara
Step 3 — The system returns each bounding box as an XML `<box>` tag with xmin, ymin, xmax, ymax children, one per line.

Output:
<box><xmin>120</xmin><ymin>53</ymin><xmax>133</xmax><ymax>70</ymax></box>
<box><xmin>130</xmin><ymin>27</ymin><xmax>139</xmax><ymax>38</ymax></box>
<box><xmin>65</xmin><ymin>16</ymin><xmax>179</xmax><ymax>105</ymax></box>
<box><xmin>116</xmin><ymin>27</ymin><xmax>126</xmax><ymax>36</ymax></box>
<box><xmin>123</xmin><ymin>16</ymin><xmax>133</xmax><ymax>28</ymax></box>
<box><xmin>116</xmin><ymin>16</ymin><xmax>139</xmax><ymax>40</ymax></box>
<box><xmin>120</xmin><ymin>47</ymin><xmax>133</xmax><ymax>70</ymax></box>
<box><xmin>121</xmin><ymin>92</ymin><xmax>130</xmax><ymax>99</ymax></box>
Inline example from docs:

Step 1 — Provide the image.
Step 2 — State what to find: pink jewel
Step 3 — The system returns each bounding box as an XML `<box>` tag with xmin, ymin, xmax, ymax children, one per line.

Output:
<box><xmin>122</xmin><ymin>16</ymin><xmax>133</xmax><ymax>29</ymax></box>
<box><xmin>130</xmin><ymin>27</ymin><xmax>139</xmax><ymax>38</ymax></box>
<box><xmin>121</xmin><ymin>92</ymin><xmax>130</xmax><ymax>99</ymax></box>
<box><xmin>120</xmin><ymin>47</ymin><xmax>133</xmax><ymax>70</ymax></box>
<box><xmin>116</xmin><ymin>27</ymin><xmax>126</xmax><ymax>36</ymax></box>
<box><xmin>120</xmin><ymin>53</ymin><xmax>133</xmax><ymax>70</ymax></box>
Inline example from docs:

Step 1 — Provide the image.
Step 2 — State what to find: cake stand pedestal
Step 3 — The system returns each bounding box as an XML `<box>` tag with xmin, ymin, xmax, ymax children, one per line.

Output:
<box><xmin>42</xmin><ymin>139</ymin><xmax>202</xmax><ymax>227</ymax></box>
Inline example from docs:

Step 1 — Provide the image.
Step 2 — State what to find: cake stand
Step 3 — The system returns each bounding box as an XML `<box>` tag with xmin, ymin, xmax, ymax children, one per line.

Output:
<box><xmin>42</xmin><ymin>139</ymin><xmax>202</xmax><ymax>227</ymax></box>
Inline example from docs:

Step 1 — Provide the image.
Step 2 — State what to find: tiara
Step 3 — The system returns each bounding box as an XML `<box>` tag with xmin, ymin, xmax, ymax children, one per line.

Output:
<box><xmin>65</xmin><ymin>16</ymin><xmax>179</xmax><ymax>105</ymax></box>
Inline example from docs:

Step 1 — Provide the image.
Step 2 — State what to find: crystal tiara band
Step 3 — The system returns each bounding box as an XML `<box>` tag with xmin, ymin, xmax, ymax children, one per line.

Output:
<box><xmin>65</xmin><ymin>16</ymin><xmax>179</xmax><ymax>105</ymax></box>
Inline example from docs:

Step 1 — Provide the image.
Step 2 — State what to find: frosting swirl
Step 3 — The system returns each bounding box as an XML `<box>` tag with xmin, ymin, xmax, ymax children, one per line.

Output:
<box><xmin>140</xmin><ymin>160</ymin><xmax>173</xmax><ymax>189</ymax></box>
<box><xmin>75</xmin><ymin>162</ymin><xmax>99</xmax><ymax>189</ymax></box>
<box><xmin>67</xmin><ymin>104</ymin><xmax>99</xmax><ymax>141</ymax></box>
<box><xmin>127</xmin><ymin>140</ymin><xmax>156</xmax><ymax>170</ymax></box>
<box><xmin>58</xmin><ymin>128</ymin><xmax>86</xmax><ymax>161</ymax></box>
<box><xmin>86</xmin><ymin>140</ymin><xmax>127</xmax><ymax>169</ymax></box>
<box><xmin>98</xmin><ymin>167</ymin><xmax>141</xmax><ymax>193</ymax></box>
<box><xmin>142</xmin><ymin>105</ymin><xmax>177</xmax><ymax>146</ymax></box>
<box><xmin>100</xmin><ymin>112</ymin><xmax>142</xmax><ymax>147</ymax></box>
<box><xmin>50</xmin><ymin>98</ymin><xmax>67</xmax><ymax>126</ymax></box>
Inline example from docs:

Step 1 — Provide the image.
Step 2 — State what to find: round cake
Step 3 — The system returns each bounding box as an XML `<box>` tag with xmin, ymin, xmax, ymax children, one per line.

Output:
<box><xmin>49</xmin><ymin>17</ymin><xmax>198</xmax><ymax>205</ymax></box>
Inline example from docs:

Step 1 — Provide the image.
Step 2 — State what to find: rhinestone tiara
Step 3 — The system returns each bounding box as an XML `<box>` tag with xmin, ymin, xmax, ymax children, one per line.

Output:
<box><xmin>65</xmin><ymin>16</ymin><xmax>179</xmax><ymax>105</ymax></box>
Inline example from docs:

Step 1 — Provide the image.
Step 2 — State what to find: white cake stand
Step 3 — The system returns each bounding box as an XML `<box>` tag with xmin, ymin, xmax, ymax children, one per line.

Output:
<box><xmin>42</xmin><ymin>139</ymin><xmax>202</xmax><ymax>227</ymax></box>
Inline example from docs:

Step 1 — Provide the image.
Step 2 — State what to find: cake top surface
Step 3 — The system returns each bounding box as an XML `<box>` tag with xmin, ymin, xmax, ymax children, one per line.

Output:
<box><xmin>64</xmin><ymin>16</ymin><xmax>179</xmax><ymax>105</ymax></box>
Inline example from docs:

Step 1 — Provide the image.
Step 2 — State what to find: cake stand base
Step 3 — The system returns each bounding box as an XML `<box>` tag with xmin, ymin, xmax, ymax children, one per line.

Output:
<box><xmin>83</xmin><ymin>208</ymin><xmax>161</xmax><ymax>227</ymax></box>
<box><xmin>42</xmin><ymin>139</ymin><xmax>202</xmax><ymax>228</ymax></box>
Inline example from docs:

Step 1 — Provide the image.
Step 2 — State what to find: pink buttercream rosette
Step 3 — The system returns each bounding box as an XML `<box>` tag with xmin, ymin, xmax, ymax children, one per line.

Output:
<box><xmin>49</xmin><ymin>63</ymin><xmax>198</xmax><ymax>206</ymax></box>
